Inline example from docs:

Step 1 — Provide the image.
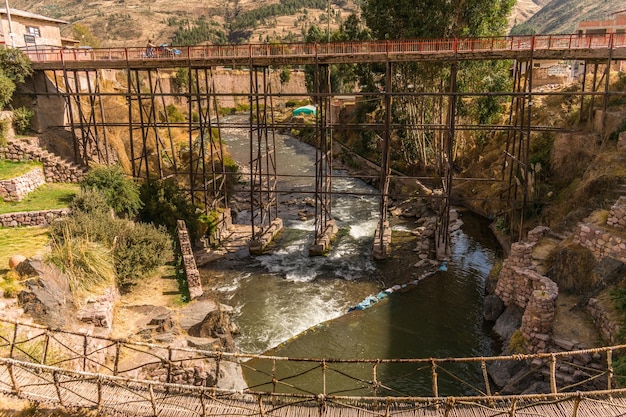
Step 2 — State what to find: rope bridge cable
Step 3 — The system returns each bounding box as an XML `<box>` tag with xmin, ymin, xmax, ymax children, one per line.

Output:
<box><xmin>5</xmin><ymin>318</ymin><xmax>626</xmax><ymax>415</ymax></box>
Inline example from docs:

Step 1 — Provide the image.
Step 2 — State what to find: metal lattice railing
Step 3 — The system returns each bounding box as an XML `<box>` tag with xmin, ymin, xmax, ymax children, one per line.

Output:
<box><xmin>24</xmin><ymin>33</ymin><xmax>626</xmax><ymax>66</ymax></box>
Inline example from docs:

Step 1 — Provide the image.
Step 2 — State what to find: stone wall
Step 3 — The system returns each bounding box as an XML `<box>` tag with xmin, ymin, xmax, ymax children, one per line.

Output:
<box><xmin>586</xmin><ymin>297</ymin><xmax>622</xmax><ymax>345</ymax></box>
<box><xmin>0</xmin><ymin>167</ymin><xmax>45</xmax><ymax>202</ymax></box>
<box><xmin>0</xmin><ymin>139</ymin><xmax>85</xmax><ymax>183</ymax></box>
<box><xmin>573</xmin><ymin>223</ymin><xmax>626</xmax><ymax>263</ymax></box>
<box><xmin>177</xmin><ymin>220</ymin><xmax>203</xmax><ymax>300</ymax></box>
<box><xmin>607</xmin><ymin>196</ymin><xmax>626</xmax><ymax>229</ymax></box>
<box><xmin>0</xmin><ymin>208</ymin><xmax>69</xmax><ymax>227</ymax></box>
<box><xmin>495</xmin><ymin>237</ymin><xmax>559</xmax><ymax>353</ymax></box>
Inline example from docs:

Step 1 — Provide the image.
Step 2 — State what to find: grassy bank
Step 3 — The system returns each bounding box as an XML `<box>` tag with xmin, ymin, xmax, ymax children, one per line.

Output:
<box><xmin>0</xmin><ymin>183</ymin><xmax>79</xmax><ymax>215</ymax></box>
<box><xmin>0</xmin><ymin>160</ymin><xmax>42</xmax><ymax>180</ymax></box>
<box><xmin>0</xmin><ymin>227</ymin><xmax>49</xmax><ymax>272</ymax></box>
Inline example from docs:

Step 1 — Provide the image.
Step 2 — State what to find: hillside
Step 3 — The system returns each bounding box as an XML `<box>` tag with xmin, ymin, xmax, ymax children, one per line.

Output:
<box><xmin>512</xmin><ymin>0</ymin><xmax>625</xmax><ymax>34</ymax></box>
<box><xmin>9</xmin><ymin>0</ymin><xmax>359</xmax><ymax>46</ymax></box>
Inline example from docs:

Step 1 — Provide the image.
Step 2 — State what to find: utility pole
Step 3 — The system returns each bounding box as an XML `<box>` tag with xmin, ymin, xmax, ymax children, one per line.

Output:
<box><xmin>327</xmin><ymin>0</ymin><xmax>331</xmax><ymax>42</ymax></box>
<box><xmin>3</xmin><ymin>0</ymin><xmax>14</xmax><ymax>47</ymax></box>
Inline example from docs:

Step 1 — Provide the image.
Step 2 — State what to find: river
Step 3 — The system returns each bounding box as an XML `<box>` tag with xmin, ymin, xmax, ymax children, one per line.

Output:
<box><xmin>200</xmin><ymin>116</ymin><xmax>502</xmax><ymax>396</ymax></box>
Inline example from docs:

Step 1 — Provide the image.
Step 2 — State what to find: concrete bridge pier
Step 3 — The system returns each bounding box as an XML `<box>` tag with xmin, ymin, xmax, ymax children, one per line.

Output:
<box><xmin>309</xmin><ymin>219</ymin><xmax>338</xmax><ymax>256</ymax></box>
<box><xmin>249</xmin><ymin>218</ymin><xmax>284</xmax><ymax>255</ymax></box>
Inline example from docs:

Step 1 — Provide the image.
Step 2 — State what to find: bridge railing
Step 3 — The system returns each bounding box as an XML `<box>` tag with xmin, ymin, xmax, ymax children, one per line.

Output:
<box><xmin>23</xmin><ymin>33</ymin><xmax>626</xmax><ymax>65</ymax></box>
<box><xmin>1</xmin><ymin>317</ymin><xmax>626</xmax><ymax>400</ymax></box>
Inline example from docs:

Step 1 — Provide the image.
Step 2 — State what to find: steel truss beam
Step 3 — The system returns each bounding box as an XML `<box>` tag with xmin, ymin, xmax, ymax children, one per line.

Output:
<box><xmin>61</xmin><ymin>69</ymin><xmax>110</xmax><ymax>166</ymax></box>
<box><xmin>502</xmin><ymin>59</ymin><xmax>533</xmax><ymax>240</ymax></box>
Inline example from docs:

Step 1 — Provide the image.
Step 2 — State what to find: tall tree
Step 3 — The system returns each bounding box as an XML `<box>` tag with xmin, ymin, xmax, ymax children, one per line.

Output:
<box><xmin>359</xmin><ymin>0</ymin><xmax>514</xmax><ymax>171</ymax></box>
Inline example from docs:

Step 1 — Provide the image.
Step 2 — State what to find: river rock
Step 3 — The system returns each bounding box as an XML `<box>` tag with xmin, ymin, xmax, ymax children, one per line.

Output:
<box><xmin>178</xmin><ymin>300</ymin><xmax>220</xmax><ymax>330</ymax></box>
<box><xmin>493</xmin><ymin>304</ymin><xmax>524</xmax><ymax>343</ymax></box>
<box><xmin>8</xmin><ymin>254</ymin><xmax>26</xmax><ymax>269</ymax></box>
<box><xmin>487</xmin><ymin>358</ymin><xmax>528</xmax><ymax>392</ymax></box>
<box><xmin>16</xmin><ymin>258</ymin><xmax>78</xmax><ymax>329</ymax></box>
<box><xmin>483</xmin><ymin>294</ymin><xmax>505</xmax><ymax>322</ymax></box>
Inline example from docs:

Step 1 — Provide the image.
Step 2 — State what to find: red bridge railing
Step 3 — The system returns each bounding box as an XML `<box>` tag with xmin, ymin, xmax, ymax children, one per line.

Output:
<box><xmin>23</xmin><ymin>33</ymin><xmax>626</xmax><ymax>65</ymax></box>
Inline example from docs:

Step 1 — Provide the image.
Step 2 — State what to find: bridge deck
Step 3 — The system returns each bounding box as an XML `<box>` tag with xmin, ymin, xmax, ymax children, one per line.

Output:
<box><xmin>28</xmin><ymin>34</ymin><xmax>626</xmax><ymax>70</ymax></box>
<box><xmin>2</xmin><ymin>359</ymin><xmax>626</xmax><ymax>417</ymax></box>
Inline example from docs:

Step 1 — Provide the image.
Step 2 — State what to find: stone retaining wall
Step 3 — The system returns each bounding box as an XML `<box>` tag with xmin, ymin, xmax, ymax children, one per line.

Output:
<box><xmin>572</xmin><ymin>223</ymin><xmax>626</xmax><ymax>263</ymax></box>
<box><xmin>176</xmin><ymin>220</ymin><xmax>203</xmax><ymax>300</ymax></box>
<box><xmin>495</xmin><ymin>237</ymin><xmax>559</xmax><ymax>354</ymax></box>
<box><xmin>586</xmin><ymin>297</ymin><xmax>622</xmax><ymax>344</ymax></box>
<box><xmin>0</xmin><ymin>167</ymin><xmax>45</xmax><ymax>202</ymax></box>
<box><xmin>0</xmin><ymin>208</ymin><xmax>69</xmax><ymax>227</ymax></box>
<box><xmin>608</xmin><ymin>196</ymin><xmax>626</xmax><ymax>229</ymax></box>
<box><xmin>0</xmin><ymin>139</ymin><xmax>85</xmax><ymax>183</ymax></box>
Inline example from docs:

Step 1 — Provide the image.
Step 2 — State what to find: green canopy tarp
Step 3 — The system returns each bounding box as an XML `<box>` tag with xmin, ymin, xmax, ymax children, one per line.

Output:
<box><xmin>292</xmin><ymin>105</ymin><xmax>316</xmax><ymax>116</ymax></box>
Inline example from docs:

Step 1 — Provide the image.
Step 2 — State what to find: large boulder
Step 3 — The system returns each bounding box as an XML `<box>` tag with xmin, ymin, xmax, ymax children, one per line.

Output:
<box><xmin>16</xmin><ymin>258</ymin><xmax>77</xmax><ymax>329</ymax></box>
<box><xmin>188</xmin><ymin>308</ymin><xmax>237</xmax><ymax>352</ymax></box>
<box><xmin>493</xmin><ymin>304</ymin><xmax>524</xmax><ymax>344</ymax></box>
<box><xmin>483</xmin><ymin>294</ymin><xmax>505</xmax><ymax>322</ymax></box>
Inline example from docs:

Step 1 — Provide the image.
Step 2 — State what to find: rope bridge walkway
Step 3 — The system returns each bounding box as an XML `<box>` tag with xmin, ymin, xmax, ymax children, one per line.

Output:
<box><xmin>2</xmin><ymin>318</ymin><xmax>626</xmax><ymax>416</ymax></box>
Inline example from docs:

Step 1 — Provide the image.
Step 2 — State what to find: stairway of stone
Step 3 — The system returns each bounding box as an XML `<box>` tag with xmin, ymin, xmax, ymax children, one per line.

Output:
<box><xmin>5</xmin><ymin>137</ymin><xmax>87</xmax><ymax>183</ymax></box>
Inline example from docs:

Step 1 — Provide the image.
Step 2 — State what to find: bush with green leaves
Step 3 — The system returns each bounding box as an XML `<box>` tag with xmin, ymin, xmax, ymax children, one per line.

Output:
<box><xmin>139</xmin><ymin>178</ymin><xmax>201</xmax><ymax>240</ymax></box>
<box><xmin>114</xmin><ymin>222</ymin><xmax>173</xmax><ymax>290</ymax></box>
<box><xmin>0</xmin><ymin>72</ymin><xmax>15</xmax><ymax>110</ymax></box>
<box><xmin>81</xmin><ymin>166</ymin><xmax>142</xmax><ymax>217</ymax></box>
<box><xmin>48</xmin><ymin>231</ymin><xmax>117</xmax><ymax>304</ymax></box>
<box><xmin>12</xmin><ymin>106</ymin><xmax>34</xmax><ymax>135</ymax></box>
<box><xmin>51</xmin><ymin>190</ymin><xmax>173</xmax><ymax>292</ymax></box>
<box><xmin>0</xmin><ymin>49</ymin><xmax>31</xmax><ymax>110</ymax></box>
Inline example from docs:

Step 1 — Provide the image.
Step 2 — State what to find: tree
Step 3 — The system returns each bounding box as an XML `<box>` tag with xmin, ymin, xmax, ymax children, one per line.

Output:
<box><xmin>0</xmin><ymin>48</ymin><xmax>32</xmax><ymax>84</ymax></box>
<box><xmin>81</xmin><ymin>165</ymin><xmax>143</xmax><ymax>218</ymax></box>
<box><xmin>71</xmin><ymin>23</ymin><xmax>101</xmax><ymax>48</ymax></box>
<box><xmin>358</xmin><ymin>0</ymin><xmax>514</xmax><ymax>170</ymax></box>
<box><xmin>0</xmin><ymin>48</ymin><xmax>31</xmax><ymax>109</ymax></box>
<box><xmin>362</xmin><ymin>0</ymin><xmax>513</xmax><ymax>40</ymax></box>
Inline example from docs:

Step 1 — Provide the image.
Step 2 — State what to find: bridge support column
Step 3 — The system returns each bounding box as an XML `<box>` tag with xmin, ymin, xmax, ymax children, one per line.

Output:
<box><xmin>248</xmin><ymin>66</ymin><xmax>281</xmax><ymax>254</ymax></box>
<box><xmin>310</xmin><ymin>63</ymin><xmax>335</xmax><ymax>256</ymax></box>
<box><xmin>434</xmin><ymin>61</ymin><xmax>457</xmax><ymax>259</ymax></box>
<box><xmin>501</xmin><ymin>58</ymin><xmax>533</xmax><ymax>241</ymax></box>
<box><xmin>373</xmin><ymin>61</ymin><xmax>393</xmax><ymax>260</ymax></box>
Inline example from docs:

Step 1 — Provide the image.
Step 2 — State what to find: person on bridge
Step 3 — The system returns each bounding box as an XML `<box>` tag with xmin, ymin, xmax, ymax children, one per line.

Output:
<box><xmin>146</xmin><ymin>39</ymin><xmax>156</xmax><ymax>58</ymax></box>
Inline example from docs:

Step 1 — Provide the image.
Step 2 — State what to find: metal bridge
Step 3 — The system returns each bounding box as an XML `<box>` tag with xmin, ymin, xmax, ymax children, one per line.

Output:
<box><xmin>2</xmin><ymin>317</ymin><xmax>626</xmax><ymax>416</ymax></box>
<box><xmin>20</xmin><ymin>33</ymin><xmax>626</xmax><ymax>255</ymax></box>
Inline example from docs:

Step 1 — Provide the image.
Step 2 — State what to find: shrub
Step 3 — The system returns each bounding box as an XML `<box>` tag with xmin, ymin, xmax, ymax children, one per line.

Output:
<box><xmin>50</xmin><ymin>209</ymin><xmax>124</xmax><ymax>249</ymax></box>
<box><xmin>508</xmin><ymin>329</ymin><xmax>527</xmax><ymax>354</ymax></box>
<box><xmin>139</xmin><ymin>178</ymin><xmax>200</xmax><ymax>240</ymax></box>
<box><xmin>12</xmin><ymin>106</ymin><xmax>34</xmax><ymax>135</ymax></box>
<box><xmin>0</xmin><ymin>119</ymin><xmax>8</xmax><ymax>146</ymax></box>
<box><xmin>0</xmin><ymin>270</ymin><xmax>22</xmax><ymax>298</ymax></box>
<box><xmin>50</xmin><ymin>200</ymin><xmax>172</xmax><ymax>293</ymax></box>
<box><xmin>68</xmin><ymin>187</ymin><xmax>110</xmax><ymax>215</ymax></box>
<box><xmin>48</xmin><ymin>231</ymin><xmax>117</xmax><ymax>304</ymax></box>
<box><xmin>81</xmin><ymin>166</ymin><xmax>142</xmax><ymax>217</ymax></box>
<box><xmin>0</xmin><ymin>72</ymin><xmax>15</xmax><ymax>110</ymax></box>
<box><xmin>114</xmin><ymin>222</ymin><xmax>172</xmax><ymax>290</ymax></box>
<box><xmin>164</xmin><ymin>104</ymin><xmax>186</xmax><ymax>123</ymax></box>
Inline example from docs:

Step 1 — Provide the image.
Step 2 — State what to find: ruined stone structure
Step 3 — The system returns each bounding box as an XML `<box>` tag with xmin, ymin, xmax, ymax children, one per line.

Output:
<box><xmin>495</xmin><ymin>238</ymin><xmax>558</xmax><ymax>353</ymax></box>
<box><xmin>177</xmin><ymin>220</ymin><xmax>203</xmax><ymax>300</ymax></box>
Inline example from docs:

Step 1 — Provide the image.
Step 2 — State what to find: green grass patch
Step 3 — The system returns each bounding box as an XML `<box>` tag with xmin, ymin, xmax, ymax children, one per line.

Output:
<box><xmin>0</xmin><ymin>160</ymin><xmax>42</xmax><ymax>180</ymax></box>
<box><xmin>0</xmin><ymin>227</ymin><xmax>49</xmax><ymax>276</ymax></box>
<box><xmin>0</xmin><ymin>183</ymin><xmax>79</xmax><ymax>214</ymax></box>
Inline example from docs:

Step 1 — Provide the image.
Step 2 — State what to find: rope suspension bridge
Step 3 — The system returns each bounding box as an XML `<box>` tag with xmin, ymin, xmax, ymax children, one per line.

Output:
<box><xmin>2</xmin><ymin>317</ymin><xmax>626</xmax><ymax>416</ymax></box>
